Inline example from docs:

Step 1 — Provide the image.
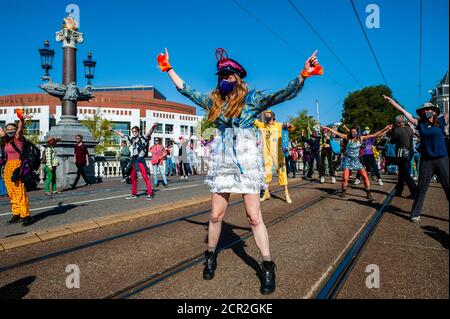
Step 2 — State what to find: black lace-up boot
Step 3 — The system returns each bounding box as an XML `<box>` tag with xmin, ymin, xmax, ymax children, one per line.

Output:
<box><xmin>203</xmin><ymin>250</ymin><xmax>217</xmax><ymax>280</ymax></box>
<box><xmin>260</xmin><ymin>261</ymin><xmax>276</xmax><ymax>295</ymax></box>
<box><xmin>366</xmin><ymin>189</ymin><xmax>373</xmax><ymax>200</ymax></box>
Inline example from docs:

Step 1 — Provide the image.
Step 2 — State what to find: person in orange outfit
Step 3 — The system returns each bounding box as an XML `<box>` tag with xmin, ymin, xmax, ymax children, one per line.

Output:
<box><xmin>0</xmin><ymin>110</ymin><xmax>34</xmax><ymax>226</ymax></box>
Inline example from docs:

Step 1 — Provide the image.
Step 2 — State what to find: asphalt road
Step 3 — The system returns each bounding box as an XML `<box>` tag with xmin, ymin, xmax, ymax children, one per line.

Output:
<box><xmin>0</xmin><ymin>175</ymin><xmax>210</xmax><ymax>238</ymax></box>
<box><xmin>0</xmin><ymin>175</ymin><xmax>415</xmax><ymax>299</ymax></box>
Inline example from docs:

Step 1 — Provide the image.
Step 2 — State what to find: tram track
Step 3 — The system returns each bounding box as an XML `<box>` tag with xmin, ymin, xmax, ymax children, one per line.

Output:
<box><xmin>0</xmin><ymin>180</ymin><xmax>313</xmax><ymax>273</ymax></box>
<box><xmin>104</xmin><ymin>184</ymin><xmax>396</xmax><ymax>299</ymax></box>
<box><xmin>104</xmin><ymin>194</ymin><xmax>328</xmax><ymax>299</ymax></box>
<box><xmin>314</xmin><ymin>186</ymin><xmax>396</xmax><ymax>299</ymax></box>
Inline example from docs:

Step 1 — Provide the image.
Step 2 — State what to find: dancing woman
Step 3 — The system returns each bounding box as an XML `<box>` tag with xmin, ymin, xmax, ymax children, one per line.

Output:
<box><xmin>383</xmin><ymin>96</ymin><xmax>449</xmax><ymax>222</ymax></box>
<box><xmin>158</xmin><ymin>47</ymin><xmax>322</xmax><ymax>294</ymax></box>
<box><xmin>322</xmin><ymin>125</ymin><xmax>392</xmax><ymax>199</ymax></box>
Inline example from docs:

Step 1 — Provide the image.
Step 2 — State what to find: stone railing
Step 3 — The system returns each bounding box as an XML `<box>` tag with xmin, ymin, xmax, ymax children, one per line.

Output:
<box><xmin>93</xmin><ymin>156</ymin><xmax>147</xmax><ymax>179</ymax></box>
<box><xmin>93</xmin><ymin>156</ymin><xmax>208</xmax><ymax>179</ymax></box>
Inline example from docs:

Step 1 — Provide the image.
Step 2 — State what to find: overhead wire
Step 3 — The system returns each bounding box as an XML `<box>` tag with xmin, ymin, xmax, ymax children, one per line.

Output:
<box><xmin>230</xmin><ymin>0</ymin><xmax>351</xmax><ymax>93</ymax></box>
<box><xmin>287</xmin><ymin>0</ymin><xmax>364</xmax><ymax>88</ymax></box>
<box><xmin>349</xmin><ymin>0</ymin><xmax>389</xmax><ymax>87</ymax></box>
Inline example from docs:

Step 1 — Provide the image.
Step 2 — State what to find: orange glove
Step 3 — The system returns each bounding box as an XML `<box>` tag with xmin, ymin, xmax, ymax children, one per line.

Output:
<box><xmin>301</xmin><ymin>64</ymin><xmax>324</xmax><ymax>78</ymax></box>
<box><xmin>157</xmin><ymin>53</ymin><xmax>172</xmax><ymax>72</ymax></box>
<box><xmin>16</xmin><ymin>108</ymin><xmax>24</xmax><ymax>120</ymax></box>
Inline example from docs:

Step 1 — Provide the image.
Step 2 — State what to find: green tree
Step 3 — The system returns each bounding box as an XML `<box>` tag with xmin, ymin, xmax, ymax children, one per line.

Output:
<box><xmin>287</xmin><ymin>109</ymin><xmax>318</xmax><ymax>142</ymax></box>
<box><xmin>342</xmin><ymin>85</ymin><xmax>398</xmax><ymax>131</ymax></box>
<box><xmin>80</xmin><ymin>110</ymin><xmax>115</xmax><ymax>155</ymax></box>
<box><xmin>196</xmin><ymin>116</ymin><xmax>217</xmax><ymax>140</ymax></box>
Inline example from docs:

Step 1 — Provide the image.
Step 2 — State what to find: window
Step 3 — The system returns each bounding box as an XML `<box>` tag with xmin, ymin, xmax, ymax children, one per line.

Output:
<box><xmin>111</xmin><ymin>122</ymin><xmax>131</xmax><ymax>144</ymax></box>
<box><xmin>24</xmin><ymin>120</ymin><xmax>40</xmax><ymax>135</ymax></box>
<box><xmin>165</xmin><ymin>124</ymin><xmax>173</xmax><ymax>135</ymax></box>
<box><xmin>190</xmin><ymin>126</ymin><xmax>194</xmax><ymax>135</ymax></box>
<box><xmin>140</xmin><ymin>120</ymin><xmax>146</xmax><ymax>134</ymax></box>
<box><xmin>180</xmin><ymin>125</ymin><xmax>189</xmax><ymax>135</ymax></box>
<box><xmin>155</xmin><ymin>123</ymin><xmax>163</xmax><ymax>134</ymax></box>
<box><xmin>0</xmin><ymin>120</ymin><xmax>5</xmax><ymax>127</ymax></box>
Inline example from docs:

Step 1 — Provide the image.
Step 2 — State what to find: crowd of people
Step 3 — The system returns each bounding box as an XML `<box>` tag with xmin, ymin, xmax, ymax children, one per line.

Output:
<box><xmin>0</xmin><ymin>47</ymin><xmax>448</xmax><ymax>296</ymax></box>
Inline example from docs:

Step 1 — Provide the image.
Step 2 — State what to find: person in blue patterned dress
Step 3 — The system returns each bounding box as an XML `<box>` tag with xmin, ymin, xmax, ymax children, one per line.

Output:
<box><xmin>157</xmin><ymin>47</ymin><xmax>321</xmax><ymax>295</ymax></box>
<box><xmin>322</xmin><ymin>125</ymin><xmax>392</xmax><ymax>199</ymax></box>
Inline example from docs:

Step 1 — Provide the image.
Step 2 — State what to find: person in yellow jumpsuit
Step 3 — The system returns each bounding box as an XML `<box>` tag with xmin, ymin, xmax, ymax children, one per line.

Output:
<box><xmin>255</xmin><ymin>110</ymin><xmax>295</xmax><ymax>203</ymax></box>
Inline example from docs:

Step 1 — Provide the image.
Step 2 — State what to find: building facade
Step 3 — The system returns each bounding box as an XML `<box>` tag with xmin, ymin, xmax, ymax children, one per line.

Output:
<box><xmin>430</xmin><ymin>71</ymin><xmax>449</xmax><ymax>115</ymax></box>
<box><xmin>0</xmin><ymin>85</ymin><xmax>203</xmax><ymax>151</ymax></box>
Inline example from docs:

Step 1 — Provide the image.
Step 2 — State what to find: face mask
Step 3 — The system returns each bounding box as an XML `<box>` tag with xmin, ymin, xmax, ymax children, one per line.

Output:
<box><xmin>219</xmin><ymin>80</ymin><xmax>236</xmax><ymax>97</ymax></box>
<box><xmin>6</xmin><ymin>131</ymin><xmax>16</xmax><ymax>138</ymax></box>
<box><xmin>351</xmin><ymin>132</ymin><xmax>358</xmax><ymax>138</ymax></box>
<box><xmin>425</xmin><ymin>111</ymin><xmax>434</xmax><ymax>119</ymax></box>
<box><xmin>264</xmin><ymin>116</ymin><xmax>272</xmax><ymax>124</ymax></box>
<box><xmin>132</xmin><ymin>132</ymin><xmax>138</xmax><ymax>137</ymax></box>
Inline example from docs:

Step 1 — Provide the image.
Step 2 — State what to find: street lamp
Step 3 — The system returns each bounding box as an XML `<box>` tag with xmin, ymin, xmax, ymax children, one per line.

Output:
<box><xmin>38</xmin><ymin>40</ymin><xmax>55</xmax><ymax>81</ymax></box>
<box><xmin>83</xmin><ymin>51</ymin><xmax>96</xmax><ymax>86</ymax></box>
<box><xmin>37</xmin><ymin>12</ymin><xmax>97</xmax><ymax>189</ymax></box>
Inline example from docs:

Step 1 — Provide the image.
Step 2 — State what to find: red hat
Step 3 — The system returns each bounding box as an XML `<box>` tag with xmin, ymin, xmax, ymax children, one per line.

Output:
<box><xmin>215</xmin><ymin>48</ymin><xmax>247</xmax><ymax>79</ymax></box>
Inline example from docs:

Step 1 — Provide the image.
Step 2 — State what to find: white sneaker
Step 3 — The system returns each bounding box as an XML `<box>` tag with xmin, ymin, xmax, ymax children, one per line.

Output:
<box><xmin>413</xmin><ymin>176</ymin><xmax>418</xmax><ymax>181</ymax></box>
<box><xmin>411</xmin><ymin>216</ymin><xmax>421</xmax><ymax>223</ymax></box>
<box><xmin>354</xmin><ymin>179</ymin><xmax>361</xmax><ymax>185</ymax></box>
<box><xmin>378</xmin><ymin>179</ymin><xmax>383</xmax><ymax>186</ymax></box>
<box><xmin>320</xmin><ymin>177</ymin><xmax>325</xmax><ymax>183</ymax></box>
<box><xmin>331</xmin><ymin>177</ymin><xmax>336</xmax><ymax>184</ymax></box>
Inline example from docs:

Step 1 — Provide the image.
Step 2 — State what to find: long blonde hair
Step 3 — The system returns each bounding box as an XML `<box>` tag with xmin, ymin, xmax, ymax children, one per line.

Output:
<box><xmin>207</xmin><ymin>74</ymin><xmax>248</xmax><ymax>123</ymax></box>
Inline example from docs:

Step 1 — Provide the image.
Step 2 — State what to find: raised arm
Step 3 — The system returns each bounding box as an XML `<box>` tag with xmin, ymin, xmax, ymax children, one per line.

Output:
<box><xmin>341</xmin><ymin>124</ymin><xmax>350</xmax><ymax>133</ymax></box>
<box><xmin>362</xmin><ymin>124</ymin><xmax>393</xmax><ymax>141</ymax></box>
<box><xmin>15</xmin><ymin>109</ymin><xmax>32</xmax><ymax>139</ymax></box>
<box><xmin>383</xmin><ymin>95</ymin><xmax>418</xmax><ymax>126</ymax></box>
<box><xmin>158</xmin><ymin>48</ymin><xmax>212</xmax><ymax>111</ymax></box>
<box><xmin>146</xmin><ymin>122</ymin><xmax>158</xmax><ymax>139</ymax></box>
<box><xmin>253</xmin><ymin>51</ymin><xmax>321</xmax><ymax>112</ymax></box>
<box><xmin>322</xmin><ymin>125</ymin><xmax>347</xmax><ymax>139</ymax></box>
<box><xmin>112</xmin><ymin>129</ymin><xmax>125</xmax><ymax>138</ymax></box>
<box><xmin>160</xmin><ymin>47</ymin><xmax>183</xmax><ymax>90</ymax></box>
<box><xmin>283</xmin><ymin>123</ymin><xmax>296</xmax><ymax>132</ymax></box>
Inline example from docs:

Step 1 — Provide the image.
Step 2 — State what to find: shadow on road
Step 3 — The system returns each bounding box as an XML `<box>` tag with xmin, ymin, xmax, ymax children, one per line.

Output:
<box><xmin>387</xmin><ymin>205</ymin><xmax>449</xmax><ymax>223</ymax></box>
<box><xmin>0</xmin><ymin>276</ymin><xmax>36</xmax><ymax>299</ymax></box>
<box><xmin>31</xmin><ymin>203</ymin><xmax>83</xmax><ymax>224</ymax></box>
<box><xmin>183</xmin><ymin>218</ymin><xmax>262</xmax><ymax>279</ymax></box>
<box><xmin>422</xmin><ymin>226</ymin><xmax>449</xmax><ymax>250</ymax></box>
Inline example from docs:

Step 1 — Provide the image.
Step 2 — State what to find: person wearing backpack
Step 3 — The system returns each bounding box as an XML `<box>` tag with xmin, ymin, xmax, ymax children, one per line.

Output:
<box><xmin>112</xmin><ymin>123</ymin><xmax>157</xmax><ymax>200</ymax></box>
<box><xmin>0</xmin><ymin>111</ymin><xmax>34</xmax><ymax>226</ymax></box>
<box><xmin>384</xmin><ymin>96</ymin><xmax>449</xmax><ymax>223</ymax></box>
<box><xmin>43</xmin><ymin>137</ymin><xmax>60</xmax><ymax>195</ymax></box>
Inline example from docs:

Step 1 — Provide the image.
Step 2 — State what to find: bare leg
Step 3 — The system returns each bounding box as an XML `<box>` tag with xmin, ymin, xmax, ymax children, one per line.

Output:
<box><xmin>207</xmin><ymin>193</ymin><xmax>230</xmax><ymax>251</ymax></box>
<box><xmin>243</xmin><ymin>193</ymin><xmax>271</xmax><ymax>259</ymax></box>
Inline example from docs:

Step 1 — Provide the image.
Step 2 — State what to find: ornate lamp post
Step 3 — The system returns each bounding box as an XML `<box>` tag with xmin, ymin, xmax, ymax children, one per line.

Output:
<box><xmin>38</xmin><ymin>13</ymin><xmax>97</xmax><ymax>189</ymax></box>
<box><xmin>38</xmin><ymin>40</ymin><xmax>54</xmax><ymax>82</ymax></box>
<box><xmin>83</xmin><ymin>52</ymin><xmax>96</xmax><ymax>86</ymax></box>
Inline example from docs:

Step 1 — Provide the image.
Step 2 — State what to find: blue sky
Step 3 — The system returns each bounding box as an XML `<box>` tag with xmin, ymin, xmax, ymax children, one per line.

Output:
<box><xmin>0</xmin><ymin>0</ymin><xmax>448</xmax><ymax>124</ymax></box>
